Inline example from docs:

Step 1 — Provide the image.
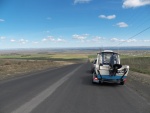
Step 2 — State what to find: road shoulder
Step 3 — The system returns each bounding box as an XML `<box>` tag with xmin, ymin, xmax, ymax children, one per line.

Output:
<box><xmin>127</xmin><ymin>71</ymin><xmax>150</xmax><ymax>103</ymax></box>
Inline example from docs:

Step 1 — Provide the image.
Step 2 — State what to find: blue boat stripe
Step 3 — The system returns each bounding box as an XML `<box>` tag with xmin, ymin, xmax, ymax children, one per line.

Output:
<box><xmin>97</xmin><ymin>75</ymin><xmax>127</xmax><ymax>80</ymax></box>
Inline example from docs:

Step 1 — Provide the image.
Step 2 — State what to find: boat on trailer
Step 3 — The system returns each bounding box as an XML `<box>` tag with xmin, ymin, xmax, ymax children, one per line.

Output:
<box><xmin>92</xmin><ymin>50</ymin><xmax>129</xmax><ymax>85</ymax></box>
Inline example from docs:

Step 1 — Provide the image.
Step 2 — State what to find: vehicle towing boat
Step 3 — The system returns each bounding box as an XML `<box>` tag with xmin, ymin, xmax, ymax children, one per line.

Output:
<box><xmin>92</xmin><ymin>50</ymin><xmax>129</xmax><ymax>85</ymax></box>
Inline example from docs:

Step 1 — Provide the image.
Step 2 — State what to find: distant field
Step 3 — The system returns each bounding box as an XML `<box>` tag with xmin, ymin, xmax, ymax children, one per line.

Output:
<box><xmin>0</xmin><ymin>52</ymin><xmax>91</xmax><ymax>80</ymax></box>
<box><xmin>121</xmin><ymin>55</ymin><xmax>150</xmax><ymax>75</ymax></box>
<box><xmin>0</xmin><ymin>50</ymin><xmax>150</xmax><ymax>79</ymax></box>
<box><xmin>121</xmin><ymin>56</ymin><xmax>150</xmax><ymax>75</ymax></box>
<box><xmin>0</xmin><ymin>53</ymin><xmax>89</xmax><ymax>61</ymax></box>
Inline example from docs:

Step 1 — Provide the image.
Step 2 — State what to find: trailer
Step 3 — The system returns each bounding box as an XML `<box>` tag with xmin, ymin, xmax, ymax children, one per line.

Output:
<box><xmin>92</xmin><ymin>50</ymin><xmax>129</xmax><ymax>85</ymax></box>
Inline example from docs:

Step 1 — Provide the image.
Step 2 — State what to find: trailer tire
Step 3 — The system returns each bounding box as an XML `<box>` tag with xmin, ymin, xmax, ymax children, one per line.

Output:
<box><xmin>120</xmin><ymin>81</ymin><xmax>124</xmax><ymax>85</ymax></box>
<box><xmin>92</xmin><ymin>81</ymin><xmax>95</xmax><ymax>84</ymax></box>
<box><xmin>92</xmin><ymin>79</ymin><xmax>96</xmax><ymax>84</ymax></box>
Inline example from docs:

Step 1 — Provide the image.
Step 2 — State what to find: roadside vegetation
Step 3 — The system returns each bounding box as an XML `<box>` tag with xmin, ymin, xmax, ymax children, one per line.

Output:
<box><xmin>0</xmin><ymin>59</ymin><xmax>75</xmax><ymax>80</ymax></box>
<box><xmin>0</xmin><ymin>52</ymin><xmax>88</xmax><ymax>61</ymax></box>
<box><xmin>0</xmin><ymin>52</ymin><xmax>89</xmax><ymax>80</ymax></box>
<box><xmin>0</xmin><ymin>50</ymin><xmax>149</xmax><ymax>80</ymax></box>
<box><xmin>88</xmin><ymin>54</ymin><xmax>97</xmax><ymax>62</ymax></box>
<box><xmin>121</xmin><ymin>56</ymin><xmax>150</xmax><ymax>75</ymax></box>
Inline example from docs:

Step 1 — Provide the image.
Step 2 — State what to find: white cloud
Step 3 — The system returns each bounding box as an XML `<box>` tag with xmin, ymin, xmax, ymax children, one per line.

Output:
<box><xmin>91</xmin><ymin>36</ymin><xmax>104</xmax><ymax>42</ymax></box>
<box><xmin>42</xmin><ymin>38</ymin><xmax>48</xmax><ymax>42</ymax></box>
<box><xmin>10</xmin><ymin>39</ymin><xmax>16</xmax><ymax>42</ymax></box>
<box><xmin>111</xmin><ymin>38</ymin><xmax>119</xmax><ymax>42</ymax></box>
<box><xmin>144</xmin><ymin>40</ymin><xmax>150</xmax><ymax>42</ymax></box>
<box><xmin>10</xmin><ymin>38</ymin><xmax>29</xmax><ymax>44</ymax></box>
<box><xmin>111</xmin><ymin>38</ymin><xmax>126</xmax><ymax>42</ymax></box>
<box><xmin>72</xmin><ymin>34</ymin><xmax>88</xmax><ymax>40</ymax></box>
<box><xmin>74</xmin><ymin>0</ymin><xmax>92</xmax><ymax>4</ymax></box>
<box><xmin>123</xmin><ymin>0</ymin><xmax>150</xmax><ymax>8</ymax></box>
<box><xmin>0</xmin><ymin>36</ymin><xmax>6</xmax><ymax>40</ymax></box>
<box><xmin>0</xmin><ymin>19</ymin><xmax>5</xmax><ymax>22</ymax></box>
<box><xmin>19</xmin><ymin>39</ymin><xmax>29</xmax><ymax>44</ymax></box>
<box><xmin>111</xmin><ymin>38</ymin><xmax>137</xmax><ymax>43</ymax></box>
<box><xmin>48</xmin><ymin>36</ymin><xmax>55</xmax><ymax>42</ymax></box>
<box><xmin>116</xmin><ymin>22</ymin><xmax>128</xmax><ymax>28</ymax></box>
<box><xmin>99</xmin><ymin>15</ymin><xmax>116</xmax><ymax>20</ymax></box>
<box><xmin>57</xmin><ymin>38</ymin><xmax>66</xmax><ymax>42</ymax></box>
<box><xmin>42</xmin><ymin>36</ymin><xmax>55</xmax><ymax>42</ymax></box>
<box><xmin>42</xmin><ymin>36</ymin><xmax>66</xmax><ymax>43</ymax></box>
<box><xmin>127</xmin><ymin>39</ymin><xmax>137</xmax><ymax>42</ymax></box>
<box><xmin>33</xmin><ymin>41</ymin><xmax>39</xmax><ymax>44</ymax></box>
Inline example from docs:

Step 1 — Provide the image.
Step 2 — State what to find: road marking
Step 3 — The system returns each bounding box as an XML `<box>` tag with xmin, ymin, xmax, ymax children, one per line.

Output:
<box><xmin>11</xmin><ymin>64</ymin><xmax>83</xmax><ymax>113</ymax></box>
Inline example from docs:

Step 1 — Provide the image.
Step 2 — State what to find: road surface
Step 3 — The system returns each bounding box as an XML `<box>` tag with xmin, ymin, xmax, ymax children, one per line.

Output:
<box><xmin>0</xmin><ymin>62</ymin><xmax>150</xmax><ymax>113</ymax></box>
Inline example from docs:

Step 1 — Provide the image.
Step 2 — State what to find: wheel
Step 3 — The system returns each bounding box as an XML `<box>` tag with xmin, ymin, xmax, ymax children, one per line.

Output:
<box><xmin>91</xmin><ymin>68</ymin><xmax>95</xmax><ymax>73</ymax></box>
<box><xmin>92</xmin><ymin>80</ymin><xmax>96</xmax><ymax>84</ymax></box>
<box><xmin>120</xmin><ymin>81</ymin><xmax>124</xmax><ymax>85</ymax></box>
<box><xmin>92</xmin><ymin>72</ymin><xmax>97</xmax><ymax>84</ymax></box>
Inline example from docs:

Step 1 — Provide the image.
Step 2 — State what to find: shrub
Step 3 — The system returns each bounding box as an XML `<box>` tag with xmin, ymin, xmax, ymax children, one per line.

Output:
<box><xmin>18</xmin><ymin>62</ymin><xmax>21</xmax><ymax>65</ymax></box>
<box><xmin>4</xmin><ymin>61</ymin><xmax>11</xmax><ymax>65</ymax></box>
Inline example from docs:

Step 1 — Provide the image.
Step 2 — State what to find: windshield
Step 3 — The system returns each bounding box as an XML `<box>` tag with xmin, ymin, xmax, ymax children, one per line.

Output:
<box><xmin>102</xmin><ymin>52</ymin><xmax>113</xmax><ymax>64</ymax></box>
<box><xmin>102</xmin><ymin>52</ymin><xmax>119</xmax><ymax>65</ymax></box>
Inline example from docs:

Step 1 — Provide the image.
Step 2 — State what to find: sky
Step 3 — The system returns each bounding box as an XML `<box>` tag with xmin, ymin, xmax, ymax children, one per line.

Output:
<box><xmin>0</xmin><ymin>0</ymin><xmax>150</xmax><ymax>49</ymax></box>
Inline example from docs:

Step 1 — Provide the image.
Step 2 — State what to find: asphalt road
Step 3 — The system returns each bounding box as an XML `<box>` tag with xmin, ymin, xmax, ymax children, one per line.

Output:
<box><xmin>0</xmin><ymin>62</ymin><xmax>150</xmax><ymax>113</ymax></box>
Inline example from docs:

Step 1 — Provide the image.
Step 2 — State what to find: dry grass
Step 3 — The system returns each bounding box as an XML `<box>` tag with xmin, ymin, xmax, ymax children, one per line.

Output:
<box><xmin>121</xmin><ymin>56</ymin><xmax>150</xmax><ymax>75</ymax></box>
<box><xmin>50</xmin><ymin>53</ymin><xmax>88</xmax><ymax>59</ymax></box>
<box><xmin>2</xmin><ymin>49</ymin><xmax>149</xmax><ymax>81</ymax></box>
<box><xmin>0</xmin><ymin>52</ymin><xmax>91</xmax><ymax>80</ymax></box>
<box><xmin>0</xmin><ymin>59</ymin><xmax>74</xmax><ymax>80</ymax></box>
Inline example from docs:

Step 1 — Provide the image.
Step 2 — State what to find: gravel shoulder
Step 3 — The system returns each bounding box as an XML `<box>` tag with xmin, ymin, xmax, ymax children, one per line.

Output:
<box><xmin>127</xmin><ymin>71</ymin><xmax>150</xmax><ymax>103</ymax></box>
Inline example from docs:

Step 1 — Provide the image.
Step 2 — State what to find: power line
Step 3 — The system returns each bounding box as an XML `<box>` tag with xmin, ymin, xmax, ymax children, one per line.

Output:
<box><xmin>117</xmin><ymin>26</ymin><xmax>150</xmax><ymax>46</ymax></box>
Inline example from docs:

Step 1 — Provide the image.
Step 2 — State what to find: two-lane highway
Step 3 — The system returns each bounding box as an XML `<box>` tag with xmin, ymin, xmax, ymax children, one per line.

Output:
<box><xmin>0</xmin><ymin>62</ymin><xmax>150</xmax><ymax>113</ymax></box>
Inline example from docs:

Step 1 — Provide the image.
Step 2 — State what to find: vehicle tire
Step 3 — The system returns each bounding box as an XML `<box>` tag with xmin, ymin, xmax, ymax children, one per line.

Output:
<box><xmin>92</xmin><ymin>78</ymin><xmax>96</xmax><ymax>84</ymax></box>
<box><xmin>92</xmin><ymin>80</ymin><xmax>95</xmax><ymax>84</ymax></box>
<box><xmin>99</xmin><ymin>80</ymin><xmax>103</xmax><ymax>85</ymax></box>
<box><xmin>92</xmin><ymin>73</ymin><xmax>96</xmax><ymax>84</ymax></box>
<box><xmin>120</xmin><ymin>81</ymin><xmax>124</xmax><ymax>85</ymax></box>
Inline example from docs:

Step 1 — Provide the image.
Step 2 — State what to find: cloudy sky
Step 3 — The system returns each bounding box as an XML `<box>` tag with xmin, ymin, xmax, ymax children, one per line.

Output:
<box><xmin>0</xmin><ymin>0</ymin><xmax>150</xmax><ymax>49</ymax></box>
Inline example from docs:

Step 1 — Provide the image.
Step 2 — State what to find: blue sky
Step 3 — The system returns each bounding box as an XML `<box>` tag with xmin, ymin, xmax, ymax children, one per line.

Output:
<box><xmin>0</xmin><ymin>0</ymin><xmax>150</xmax><ymax>49</ymax></box>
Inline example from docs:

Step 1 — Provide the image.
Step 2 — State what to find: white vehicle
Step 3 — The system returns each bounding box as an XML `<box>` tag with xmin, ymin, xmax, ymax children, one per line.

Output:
<box><xmin>92</xmin><ymin>50</ymin><xmax>129</xmax><ymax>85</ymax></box>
